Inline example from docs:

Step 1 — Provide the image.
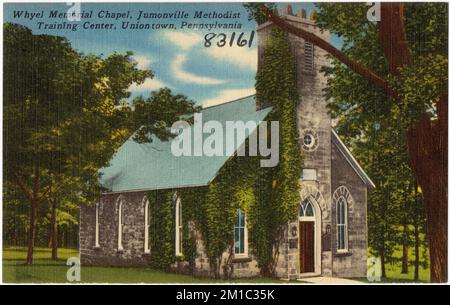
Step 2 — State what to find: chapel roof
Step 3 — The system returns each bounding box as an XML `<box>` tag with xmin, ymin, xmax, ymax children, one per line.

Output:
<box><xmin>99</xmin><ymin>95</ymin><xmax>272</xmax><ymax>193</ymax></box>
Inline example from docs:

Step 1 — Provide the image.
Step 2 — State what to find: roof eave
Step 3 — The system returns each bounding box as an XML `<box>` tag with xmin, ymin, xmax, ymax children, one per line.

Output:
<box><xmin>331</xmin><ymin>129</ymin><xmax>376</xmax><ymax>189</ymax></box>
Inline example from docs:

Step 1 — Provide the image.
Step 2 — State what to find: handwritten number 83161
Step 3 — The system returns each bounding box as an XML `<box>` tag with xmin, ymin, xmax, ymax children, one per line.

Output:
<box><xmin>204</xmin><ymin>31</ymin><xmax>255</xmax><ymax>48</ymax></box>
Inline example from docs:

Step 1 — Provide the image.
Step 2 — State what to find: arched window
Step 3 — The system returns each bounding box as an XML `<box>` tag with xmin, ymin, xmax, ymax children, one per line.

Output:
<box><xmin>95</xmin><ymin>203</ymin><xmax>100</xmax><ymax>248</ymax></box>
<box><xmin>234</xmin><ymin>209</ymin><xmax>248</xmax><ymax>257</ymax></box>
<box><xmin>118</xmin><ymin>198</ymin><xmax>124</xmax><ymax>251</ymax></box>
<box><xmin>336</xmin><ymin>196</ymin><xmax>348</xmax><ymax>251</ymax></box>
<box><xmin>143</xmin><ymin>197</ymin><xmax>150</xmax><ymax>254</ymax></box>
<box><xmin>299</xmin><ymin>198</ymin><xmax>315</xmax><ymax>218</ymax></box>
<box><xmin>333</xmin><ymin>186</ymin><xmax>353</xmax><ymax>253</ymax></box>
<box><xmin>174</xmin><ymin>193</ymin><xmax>182</xmax><ymax>256</ymax></box>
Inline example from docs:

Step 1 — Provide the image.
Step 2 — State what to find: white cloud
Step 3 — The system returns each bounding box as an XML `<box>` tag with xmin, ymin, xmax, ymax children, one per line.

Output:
<box><xmin>172</xmin><ymin>54</ymin><xmax>225</xmax><ymax>85</ymax></box>
<box><xmin>132</xmin><ymin>55</ymin><xmax>151</xmax><ymax>70</ymax></box>
<box><xmin>129</xmin><ymin>77</ymin><xmax>166</xmax><ymax>93</ymax></box>
<box><xmin>162</xmin><ymin>31</ymin><xmax>203</xmax><ymax>50</ymax></box>
<box><xmin>162</xmin><ymin>30</ymin><xmax>256</xmax><ymax>73</ymax></box>
<box><xmin>201</xmin><ymin>87</ymin><xmax>256</xmax><ymax>108</ymax></box>
<box><xmin>204</xmin><ymin>46</ymin><xmax>257</xmax><ymax>71</ymax></box>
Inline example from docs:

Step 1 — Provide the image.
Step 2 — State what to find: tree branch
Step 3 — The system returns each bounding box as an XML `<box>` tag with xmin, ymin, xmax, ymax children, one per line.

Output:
<box><xmin>14</xmin><ymin>173</ymin><xmax>33</xmax><ymax>203</ymax></box>
<box><xmin>258</xmin><ymin>4</ymin><xmax>396</xmax><ymax>98</ymax></box>
<box><xmin>40</xmin><ymin>183</ymin><xmax>53</xmax><ymax>202</ymax></box>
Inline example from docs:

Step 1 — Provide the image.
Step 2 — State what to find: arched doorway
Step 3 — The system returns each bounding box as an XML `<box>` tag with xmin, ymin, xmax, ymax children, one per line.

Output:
<box><xmin>299</xmin><ymin>196</ymin><xmax>321</xmax><ymax>275</ymax></box>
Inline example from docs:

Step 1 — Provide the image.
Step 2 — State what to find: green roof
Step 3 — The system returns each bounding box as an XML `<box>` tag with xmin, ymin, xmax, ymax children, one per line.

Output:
<box><xmin>100</xmin><ymin>95</ymin><xmax>272</xmax><ymax>193</ymax></box>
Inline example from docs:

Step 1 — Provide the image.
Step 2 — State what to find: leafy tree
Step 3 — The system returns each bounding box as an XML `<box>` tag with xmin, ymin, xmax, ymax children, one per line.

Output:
<box><xmin>247</xmin><ymin>3</ymin><xmax>448</xmax><ymax>282</ymax></box>
<box><xmin>3</xmin><ymin>182</ymin><xmax>28</xmax><ymax>247</ymax></box>
<box><xmin>3</xmin><ymin>23</ymin><xmax>198</xmax><ymax>264</ymax></box>
<box><xmin>358</xmin><ymin>122</ymin><xmax>419</xmax><ymax>278</ymax></box>
<box><xmin>411</xmin><ymin>185</ymin><xmax>428</xmax><ymax>281</ymax></box>
<box><xmin>43</xmin><ymin>174</ymin><xmax>82</xmax><ymax>260</ymax></box>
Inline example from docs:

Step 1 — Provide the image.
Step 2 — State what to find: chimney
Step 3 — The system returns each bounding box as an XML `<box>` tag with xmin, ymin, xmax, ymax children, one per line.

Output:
<box><xmin>310</xmin><ymin>10</ymin><xmax>318</xmax><ymax>21</ymax></box>
<box><xmin>297</xmin><ymin>8</ymin><xmax>307</xmax><ymax>19</ymax></box>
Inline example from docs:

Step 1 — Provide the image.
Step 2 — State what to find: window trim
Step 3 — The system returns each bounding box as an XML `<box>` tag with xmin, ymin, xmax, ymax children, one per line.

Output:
<box><xmin>336</xmin><ymin>196</ymin><xmax>349</xmax><ymax>253</ymax></box>
<box><xmin>143</xmin><ymin>197</ymin><xmax>150</xmax><ymax>254</ymax></box>
<box><xmin>234</xmin><ymin>208</ymin><xmax>249</xmax><ymax>258</ymax></box>
<box><xmin>304</xmin><ymin>41</ymin><xmax>315</xmax><ymax>73</ymax></box>
<box><xmin>175</xmin><ymin>194</ymin><xmax>183</xmax><ymax>257</ymax></box>
<box><xmin>95</xmin><ymin>203</ymin><xmax>100</xmax><ymax>248</ymax></box>
<box><xmin>299</xmin><ymin>198</ymin><xmax>316</xmax><ymax>219</ymax></box>
<box><xmin>301</xmin><ymin>128</ymin><xmax>319</xmax><ymax>152</ymax></box>
<box><xmin>117</xmin><ymin>198</ymin><xmax>124</xmax><ymax>251</ymax></box>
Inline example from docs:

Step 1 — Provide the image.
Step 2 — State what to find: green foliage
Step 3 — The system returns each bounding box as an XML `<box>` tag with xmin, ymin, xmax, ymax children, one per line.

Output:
<box><xmin>243</xmin><ymin>3</ymin><xmax>277</xmax><ymax>25</ymax></box>
<box><xmin>196</xmin><ymin>154</ymin><xmax>259</xmax><ymax>276</ymax></box>
<box><xmin>3</xmin><ymin>24</ymin><xmax>200</xmax><ymax>257</ymax></box>
<box><xmin>3</xmin><ymin>22</ymin><xmax>199</xmax><ymax>201</ymax></box>
<box><xmin>315</xmin><ymin>3</ymin><xmax>438</xmax><ymax>274</ymax></box>
<box><xmin>390</xmin><ymin>54</ymin><xmax>448</xmax><ymax>123</ymax></box>
<box><xmin>2</xmin><ymin>183</ymin><xmax>29</xmax><ymax>246</ymax></box>
<box><xmin>132</xmin><ymin>88</ymin><xmax>200</xmax><ymax>144</ymax></box>
<box><xmin>405</xmin><ymin>3</ymin><xmax>448</xmax><ymax>56</ymax></box>
<box><xmin>178</xmin><ymin>188</ymin><xmax>207</xmax><ymax>268</ymax></box>
<box><xmin>147</xmin><ymin>190</ymin><xmax>176</xmax><ymax>270</ymax></box>
<box><xmin>248</xmin><ymin>164</ymin><xmax>278</xmax><ymax>273</ymax></box>
<box><xmin>317</xmin><ymin>3</ymin><xmax>447</xmax><ymax>130</ymax></box>
<box><xmin>254</xmin><ymin>27</ymin><xmax>302</xmax><ymax>273</ymax></box>
<box><xmin>256</xmin><ymin>27</ymin><xmax>302</xmax><ymax>224</ymax></box>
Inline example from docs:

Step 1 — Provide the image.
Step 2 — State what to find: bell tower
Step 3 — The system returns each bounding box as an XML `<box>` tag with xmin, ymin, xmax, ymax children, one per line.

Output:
<box><xmin>256</xmin><ymin>5</ymin><xmax>333</xmax><ymax>278</ymax></box>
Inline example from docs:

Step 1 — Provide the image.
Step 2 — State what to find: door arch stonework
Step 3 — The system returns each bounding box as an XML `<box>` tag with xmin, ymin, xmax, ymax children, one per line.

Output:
<box><xmin>298</xmin><ymin>194</ymin><xmax>322</xmax><ymax>275</ymax></box>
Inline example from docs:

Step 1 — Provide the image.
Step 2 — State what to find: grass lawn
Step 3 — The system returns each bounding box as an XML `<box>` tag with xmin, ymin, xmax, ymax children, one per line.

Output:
<box><xmin>361</xmin><ymin>245</ymin><xmax>430</xmax><ymax>283</ymax></box>
<box><xmin>2</xmin><ymin>247</ymin><xmax>283</xmax><ymax>284</ymax></box>
<box><xmin>3</xmin><ymin>246</ymin><xmax>430</xmax><ymax>283</ymax></box>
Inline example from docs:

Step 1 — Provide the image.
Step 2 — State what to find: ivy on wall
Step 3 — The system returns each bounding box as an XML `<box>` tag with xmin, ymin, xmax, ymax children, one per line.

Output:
<box><xmin>147</xmin><ymin>190</ymin><xmax>175</xmax><ymax>270</ymax></box>
<box><xmin>256</xmin><ymin>27</ymin><xmax>302</xmax><ymax>223</ymax></box>
<box><xmin>147</xmin><ymin>26</ymin><xmax>302</xmax><ymax>278</ymax></box>
<box><xmin>253</xmin><ymin>26</ymin><xmax>303</xmax><ymax>275</ymax></box>
<box><xmin>147</xmin><ymin>187</ymin><xmax>202</xmax><ymax>271</ymax></box>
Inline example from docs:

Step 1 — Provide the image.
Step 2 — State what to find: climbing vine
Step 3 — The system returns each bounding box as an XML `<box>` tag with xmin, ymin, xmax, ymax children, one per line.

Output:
<box><xmin>148</xmin><ymin>26</ymin><xmax>301</xmax><ymax>278</ymax></box>
<box><xmin>147</xmin><ymin>190</ymin><xmax>175</xmax><ymax>270</ymax></box>
<box><xmin>253</xmin><ymin>26</ymin><xmax>303</xmax><ymax>275</ymax></box>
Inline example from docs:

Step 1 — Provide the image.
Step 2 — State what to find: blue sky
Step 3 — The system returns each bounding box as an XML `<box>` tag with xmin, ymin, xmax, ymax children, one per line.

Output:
<box><xmin>4</xmin><ymin>2</ymin><xmax>341</xmax><ymax>107</ymax></box>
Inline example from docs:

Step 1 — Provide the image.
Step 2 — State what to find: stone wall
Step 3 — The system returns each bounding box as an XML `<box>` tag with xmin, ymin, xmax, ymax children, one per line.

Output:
<box><xmin>258</xmin><ymin>14</ymin><xmax>333</xmax><ymax>279</ymax></box>
<box><xmin>331</xmin><ymin>142</ymin><xmax>368</xmax><ymax>277</ymax></box>
<box><xmin>189</xmin><ymin>222</ymin><xmax>260</xmax><ymax>278</ymax></box>
<box><xmin>80</xmin><ymin>190</ymin><xmax>261</xmax><ymax>278</ymax></box>
<box><xmin>80</xmin><ymin>191</ymin><xmax>151</xmax><ymax>267</ymax></box>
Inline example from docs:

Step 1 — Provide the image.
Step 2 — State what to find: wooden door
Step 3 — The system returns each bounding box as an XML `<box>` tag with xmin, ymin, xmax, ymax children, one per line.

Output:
<box><xmin>300</xmin><ymin>221</ymin><xmax>315</xmax><ymax>273</ymax></box>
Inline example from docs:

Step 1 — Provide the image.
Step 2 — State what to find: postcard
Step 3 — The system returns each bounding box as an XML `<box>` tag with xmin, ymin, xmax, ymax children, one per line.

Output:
<box><xmin>2</xmin><ymin>1</ymin><xmax>448</xmax><ymax>289</ymax></box>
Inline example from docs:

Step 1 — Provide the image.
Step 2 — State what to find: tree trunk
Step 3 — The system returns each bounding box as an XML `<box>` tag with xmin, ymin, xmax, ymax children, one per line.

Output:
<box><xmin>26</xmin><ymin>200</ymin><xmax>38</xmax><ymax>265</ymax></box>
<box><xmin>50</xmin><ymin>200</ymin><xmax>58</xmax><ymax>260</ymax></box>
<box><xmin>380</xmin><ymin>3</ymin><xmax>447</xmax><ymax>283</ymax></box>
<box><xmin>15</xmin><ymin>169</ymin><xmax>50</xmax><ymax>265</ymax></box>
<box><xmin>10</xmin><ymin>230</ymin><xmax>17</xmax><ymax>247</ymax></box>
<box><xmin>407</xmin><ymin>95</ymin><xmax>448</xmax><ymax>283</ymax></box>
<box><xmin>61</xmin><ymin>230</ymin><xmax>65</xmax><ymax>248</ymax></box>
<box><xmin>401</xmin><ymin>224</ymin><xmax>409</xmax><ymax>274</ymax></box>
<box><xmin>380</xmin><ymin>250</ymin><xmax>387</xmax><ymax>278</ymax></box>
<box><xmin>414</xmin><ymin>221</ymin><xmax>420</xmax><ymax>281</ymax></box>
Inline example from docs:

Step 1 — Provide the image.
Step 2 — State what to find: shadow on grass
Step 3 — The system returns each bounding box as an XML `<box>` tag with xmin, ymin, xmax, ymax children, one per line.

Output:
<box><xmin>3</xmin><ymin>261</ymin><xmax>69</xmax><ymax>267</ymax></box>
